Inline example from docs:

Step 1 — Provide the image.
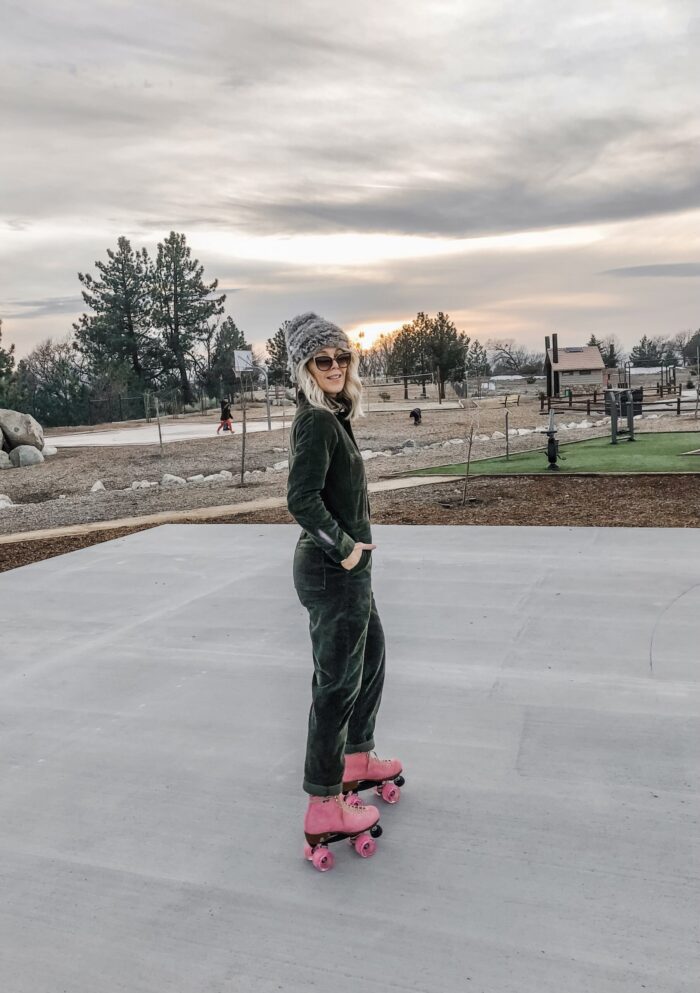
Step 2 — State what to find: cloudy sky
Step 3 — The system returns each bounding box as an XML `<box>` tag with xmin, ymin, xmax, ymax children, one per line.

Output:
<box><xmin>2</xmin><ymin>0</ymin><xmax>699</xmax><ymax>358</ymax></box>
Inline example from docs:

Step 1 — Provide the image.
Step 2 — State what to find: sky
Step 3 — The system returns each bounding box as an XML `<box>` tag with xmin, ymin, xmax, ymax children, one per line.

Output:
<box><xmin>1</xmin><ymin>0</ymin><xmax>699</xmax><ymax>359</ymax></box>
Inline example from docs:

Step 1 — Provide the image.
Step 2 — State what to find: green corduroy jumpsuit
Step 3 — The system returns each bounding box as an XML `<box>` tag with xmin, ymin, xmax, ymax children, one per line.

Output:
<box><xmin>287</xmin><ymin>394</ymin><xmax>386</xmax><ymax>797</ymax></box>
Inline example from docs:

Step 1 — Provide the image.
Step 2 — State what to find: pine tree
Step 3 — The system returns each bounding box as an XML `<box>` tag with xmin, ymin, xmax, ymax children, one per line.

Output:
<box><xmin>600</xmin><ymin>335</ymin><xmax>622</xmax><ymax>368</ymax></box>
<box><xmin>211</xmin><ymin>317</ymin><xmax>251</xmax><ymax>396</ymax></box>
<box><xmin>466</xmin><ymin>339</ymin><xmax>491</xmax><ymax>379</ymax></box>
<box><xmin>679</xmin><ymin>329</ymin><xmax>700</xmax><ymax>370</ymax></box>
<box><xmin>266</xmin><ymin>322</ymin><xmax>290</xmax><ymax>386</ymax></box>
<box><xmin>389</xmin><ymin>324</ymin><xmax>419</xmax><ymax>399</ymax></box>
<box><xmin>73</xmin><ymin>237</ymin><xmax>155</xmax><ymax>388</ymax></box>
<box><xmin>424</xmin><ymin>311</ymin><xmax>469</xmax><ymax>400</ymax></box>
<box><xmin>388</xmin><ymin>313</ymin><xmax>469</xmax><ymax>399</ymax></box>
<box><xmin>150</xmin><ymin>232</ymin><xmax>226</xmax><ymax>403</ymax></box>
<box><xmin>629</xmin><ymin>335</ymin><xmax>669</xmax><ymax>367</ymax></box>
<box><xmin>0</xmin><ymin>319</ymin><xmax>17</xmax><ymax>407</ymax></box>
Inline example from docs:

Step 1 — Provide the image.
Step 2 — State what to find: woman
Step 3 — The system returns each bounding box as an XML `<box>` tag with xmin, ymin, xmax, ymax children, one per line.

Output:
<box><xmin>285</xmin><ymin>313</ymin><xmax>402</xmax><ymax>860</ymax></box>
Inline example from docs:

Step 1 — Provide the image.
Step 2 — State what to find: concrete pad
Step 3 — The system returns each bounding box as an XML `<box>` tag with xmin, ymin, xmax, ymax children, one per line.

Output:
<box><xmin>0</xmin><ymin>525</ymin><xmax>698</xmax><ymax>993</ymax></box>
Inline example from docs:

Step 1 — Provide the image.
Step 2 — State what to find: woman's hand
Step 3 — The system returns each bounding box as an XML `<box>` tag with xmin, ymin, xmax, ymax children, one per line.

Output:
<box><xmin>341</xmin><ymin>542</ymin><xmax>376</xmax><ymax>571</ymax></box>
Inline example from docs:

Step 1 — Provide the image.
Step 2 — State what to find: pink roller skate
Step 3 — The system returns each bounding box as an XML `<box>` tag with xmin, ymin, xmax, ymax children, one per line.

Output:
<box><xmin>343</xmin><ymin>751</ymin><xmax>405</xmax><ymax>805</ymax></box>
<box><xmin>303</xmin><ymin>794</ymin><xmax>382</xmax><ymax>872</ymax></box>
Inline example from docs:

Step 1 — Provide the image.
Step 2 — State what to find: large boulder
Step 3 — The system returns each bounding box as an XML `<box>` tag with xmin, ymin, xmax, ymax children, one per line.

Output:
<box><xmin>9</xmin><ymin>445</ymin><xmax>45</xmax><ymax>468</ymax></box>
<box><xmin>0</xmin><ymin>451</ymin><xmax>11</xmax><ymax>470</ymax></box>
<box><xmin>0</xmin><ymin>409</ymin><xmax>44</xmax><ymax>451</ymax></box>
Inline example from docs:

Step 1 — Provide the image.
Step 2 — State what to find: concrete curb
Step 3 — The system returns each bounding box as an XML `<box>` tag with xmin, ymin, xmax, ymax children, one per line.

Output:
<box><xmin>0</xmin><ymin>475</ymin><xmax>457</xmax><ymax>546</ymax></box>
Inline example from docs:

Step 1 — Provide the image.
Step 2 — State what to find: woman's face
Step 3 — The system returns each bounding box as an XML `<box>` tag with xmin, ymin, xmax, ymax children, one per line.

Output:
<box><xmin>307</xmin><ymin>346</ymin><xmax>348</xmax><ymax>396</ymax></box>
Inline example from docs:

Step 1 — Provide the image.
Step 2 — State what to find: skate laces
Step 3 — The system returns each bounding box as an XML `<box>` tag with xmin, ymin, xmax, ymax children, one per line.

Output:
<box><xmin>339</xmin><ymin>794</ymin><xmax>368</xmax><ymax>814</ymax></box>
<box><xmin>371</xmin><ymin>752</ymin><xmax>393</xmax><ymax>768</ymax></box>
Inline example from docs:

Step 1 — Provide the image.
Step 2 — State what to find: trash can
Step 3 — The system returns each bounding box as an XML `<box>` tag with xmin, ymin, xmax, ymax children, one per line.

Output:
<box><xmin>605</xmin><ymin>388</ymin><xmax>643</xmax><ymax>416</ymax></box>
<box><xmin>620</xmin><ymin>388</ymin><xmax>643</xmax><ymax>417</ymax></box>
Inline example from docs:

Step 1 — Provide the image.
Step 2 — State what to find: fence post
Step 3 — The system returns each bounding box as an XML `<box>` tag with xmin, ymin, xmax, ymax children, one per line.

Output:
<box><xmin>587</xmin><ymin>399</ymin><xmax>591</xmax><ymax>416</ymax></box>
<box><xmin>608</xmin><ymin>391</ymin><xmax>618</xmax><ymax>444</ymax></box>
<box><xmin>626</xmin><ymin>389</ymin><xmax>636</xmax><ymax>441</ymax></box>
<box><xmin>568</xmin><ymin>392</ymin><xmax>573</xmax><ymax>408</ymax></box>
<box><xmin>677</xmin><ymin>394</ymin><xmax>681</xmax><ymax>416</ymax></box>
<box><xmin>154</xmin><ymin>397</ymin><xmax>164</xmax><ymax>456</ymax></box>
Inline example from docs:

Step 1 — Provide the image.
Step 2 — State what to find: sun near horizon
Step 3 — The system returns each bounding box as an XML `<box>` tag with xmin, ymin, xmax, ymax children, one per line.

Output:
<box><xmin>346</xmin><ymin>319</ymin><xmax>411</xmax><ymax>350</ymax></box>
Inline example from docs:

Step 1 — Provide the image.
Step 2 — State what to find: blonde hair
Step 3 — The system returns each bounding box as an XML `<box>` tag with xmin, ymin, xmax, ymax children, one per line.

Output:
<box><xmin>296</xmin><ymin>349</ymin><xmax>365</xmax><ymax>420</ymax></box>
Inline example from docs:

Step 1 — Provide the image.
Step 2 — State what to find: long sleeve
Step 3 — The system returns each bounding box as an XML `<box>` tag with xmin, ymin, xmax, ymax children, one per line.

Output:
<box><xmin>287</xmin><ymin>412</ymin><xmax>357</xmax><ymax>563</ymax></box>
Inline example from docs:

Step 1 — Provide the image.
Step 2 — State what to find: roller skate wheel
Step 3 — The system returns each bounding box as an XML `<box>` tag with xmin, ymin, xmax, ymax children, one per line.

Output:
<box><xmin>303</xmin><ymin>843</ymin><xmax>314</xmax><ymax>861</ymax></box>
<box><xmin>354</xmin><ymin>833</ymin><xmax>377</xmax><ymax>858</ymax></box>
<box><xmin>311</xmin><ymin>846</ymin><xmax>334</xmax><ymax>872</ymax></box>
<box><xmin>381</xmin><ymin>782</ymin><xmax>401</xmax><ymax>804</ymax></box>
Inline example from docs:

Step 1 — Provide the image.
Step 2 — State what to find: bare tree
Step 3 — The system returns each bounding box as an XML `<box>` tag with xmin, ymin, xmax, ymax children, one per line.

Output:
<box><xmin>487</xmin><ymin>339</ymin><xmax>543</xmax><ymax>375</ymax></box>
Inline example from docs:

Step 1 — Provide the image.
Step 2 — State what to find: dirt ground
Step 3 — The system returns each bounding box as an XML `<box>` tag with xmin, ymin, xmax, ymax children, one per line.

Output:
<box><xmin>1</xmin><ymin>400</ymin><xmax>698</xmax><ymax>573</ymax></box>
<box><xmin>0</xmin><ymin>400</ymin><xmax>561</xmax><ymax>536</ymax></box>
<box><xmin>214</xmin><ymin>474</ymin><xmax>700</xmax><ymax>527</ymax></box>
<box><xmin>2</xmin><ymin>474</ymin><xmax>699</xmax><ymax>575</ymax></box>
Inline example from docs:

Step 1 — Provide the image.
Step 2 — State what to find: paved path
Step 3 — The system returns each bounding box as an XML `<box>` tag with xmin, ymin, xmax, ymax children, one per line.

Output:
<box><xmin>0</xmin><ymin>525</ymin><xmax>697</xmax><ymax>992</ymax></box>
<box><xmin>50</xmin><ymin>419</ymin><xmax>287</xmax><ymax>448</ymax></box>
<box><xmin>49</xmin><ymin>401</ymin><xmax>465</xmax><ymax>448</ymax></box>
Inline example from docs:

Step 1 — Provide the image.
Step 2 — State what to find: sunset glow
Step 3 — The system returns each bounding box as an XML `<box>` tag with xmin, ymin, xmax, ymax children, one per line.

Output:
<box><xmin>346</xmin><ymin>320</ymin><xmax>411</xmax><ymax>349</ymax></box>
<box><xmin>2</xmin><ymin>2</ymin><xmax>697</xmax><ymax>358</ymax></box>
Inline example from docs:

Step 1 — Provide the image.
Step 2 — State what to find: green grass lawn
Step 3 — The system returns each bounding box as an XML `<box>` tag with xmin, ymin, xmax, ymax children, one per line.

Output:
<box><xmin>415</xmin><ymin>431</ymin><xmax>700</xmax><ymax>476</ymax></box>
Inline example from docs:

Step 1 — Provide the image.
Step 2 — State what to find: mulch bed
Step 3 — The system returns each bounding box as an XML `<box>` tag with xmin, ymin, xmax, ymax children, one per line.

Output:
<box><xmin>0</xmin><ymin>525</ymin><xmax>157</xmax><ymax>574</ymax></box>
<box><xmin>226</xmin><ymin>474</ymin><xmax>700</xmax><ymax>527</ymax></box>
<box><xmin>1</xmin><ymin>474</ymin><xmax>698</xmax><ymax>574</ymax></box>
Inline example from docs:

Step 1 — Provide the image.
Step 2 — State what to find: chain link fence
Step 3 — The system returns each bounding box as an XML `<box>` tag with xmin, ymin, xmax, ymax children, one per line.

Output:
<box><xmin>87</xmin><ymin>389</ymin><xmax>220</xmax><ymax>425</ymax></box>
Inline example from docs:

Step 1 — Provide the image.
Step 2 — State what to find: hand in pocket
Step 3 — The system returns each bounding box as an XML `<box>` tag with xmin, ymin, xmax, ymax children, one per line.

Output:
<box><xmin>341</xmin><ymin>542</ymin><xmax>376</xmax><ymax>571</ymax></box>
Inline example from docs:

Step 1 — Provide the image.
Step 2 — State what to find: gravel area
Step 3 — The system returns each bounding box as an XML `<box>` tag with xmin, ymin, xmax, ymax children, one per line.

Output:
<box><xmin>1</xmin><ymin>402</ymin><xmax>698</xmax><ymax>538</ymax></box>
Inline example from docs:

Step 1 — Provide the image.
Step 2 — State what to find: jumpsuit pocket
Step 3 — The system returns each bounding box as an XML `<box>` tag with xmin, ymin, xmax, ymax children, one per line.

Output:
<box><xmin>344</xmin><ymin>548</ymin><xmax>371</xmax><ymax>576</ymax></box>
<box><xmin>351</xmin><ymin>549</ymin><xmax>367</xmax><ymax>571</ymax></box>
<box><xmin>293</xmin><ymin>542</ymin><xmax>327</xmax><ymax>592</ymax></box>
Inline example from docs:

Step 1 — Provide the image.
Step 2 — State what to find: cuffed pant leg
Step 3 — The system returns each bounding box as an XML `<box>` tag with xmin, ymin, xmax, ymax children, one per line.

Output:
<box><xmin>298</xmin><ymin>570</ymin><xmax>373</xmax><ymax>795</ymax></box>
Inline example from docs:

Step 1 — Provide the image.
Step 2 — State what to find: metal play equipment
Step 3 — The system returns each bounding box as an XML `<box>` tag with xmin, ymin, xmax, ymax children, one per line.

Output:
<box><xmin>544</xmin><ymin>410</ymin><xmax>560</xmax><ymax>470</ymax></box>
<box><xmin>606</xmin><ymin>389</ymin><xmax>636</xmax><ymax>444</ymax></box>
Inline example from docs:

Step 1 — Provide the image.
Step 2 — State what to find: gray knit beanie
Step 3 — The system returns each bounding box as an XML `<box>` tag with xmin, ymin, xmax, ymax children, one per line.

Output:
<box><xmin>284</xmin><ymin>312</ymin><xmax>350</xmax><ymax>382</ymax></box>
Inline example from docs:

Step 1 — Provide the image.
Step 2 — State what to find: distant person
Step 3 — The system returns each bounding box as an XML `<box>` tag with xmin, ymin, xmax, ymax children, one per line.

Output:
<box><xmin>409</xmin><ymin>407</ymin><xmax>422</xmax><ymax>425</ymax></box>
<box><xmin>217</xmin><ymin>398</ymin><xmax>235</xmax><ymax>434</ymax></box>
